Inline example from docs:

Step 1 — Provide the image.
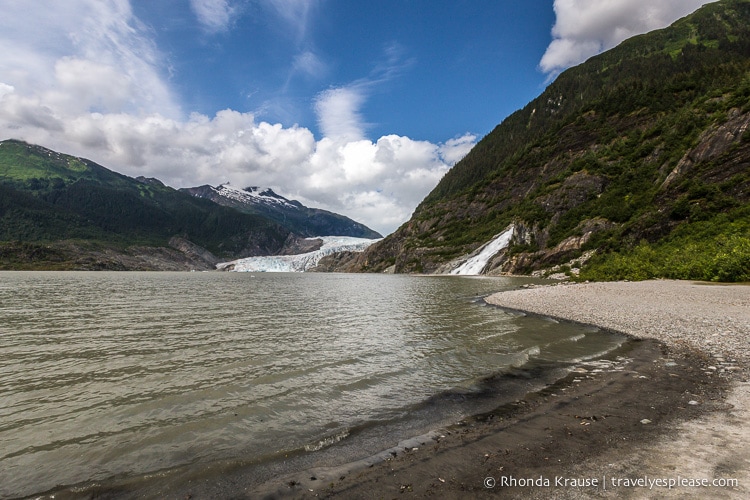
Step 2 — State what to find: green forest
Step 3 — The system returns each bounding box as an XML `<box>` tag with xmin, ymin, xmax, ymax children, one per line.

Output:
<box><xmin>0</xmin><ymin>140</ymin><xmax>290</xmax><ymax>269</ymax></box>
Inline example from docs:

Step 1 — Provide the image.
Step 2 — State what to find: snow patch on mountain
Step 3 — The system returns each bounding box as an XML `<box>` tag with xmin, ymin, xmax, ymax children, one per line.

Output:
<box><xmin>215</xmin><ymin>183</ymin><xmax>300</xmax><ymax>210</ymax></box>
<box><xmin>217</xmin><ymin>236</ymin><xmax>379</xmax><ymax>272</ymax></box>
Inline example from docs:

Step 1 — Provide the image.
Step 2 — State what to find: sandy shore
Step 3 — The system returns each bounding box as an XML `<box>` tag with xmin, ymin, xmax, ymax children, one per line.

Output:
<box><xmin>255</xmin><ymin>280</ymin><xmax>748</xmax><ymax>499</ymax></box>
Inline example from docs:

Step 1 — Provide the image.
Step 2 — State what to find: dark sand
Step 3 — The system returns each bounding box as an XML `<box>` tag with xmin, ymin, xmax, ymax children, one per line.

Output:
<box><xmin>247</xmin><ymin>339</ymin><xmax>728</xmax><ymax>499</ymax></box>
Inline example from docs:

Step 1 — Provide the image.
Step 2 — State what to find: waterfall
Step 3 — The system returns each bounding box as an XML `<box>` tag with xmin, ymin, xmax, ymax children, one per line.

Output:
<box><xmin>450</xmin><ymin>226</ymin><xmax>514</xmax><ymax>275</ymax></box>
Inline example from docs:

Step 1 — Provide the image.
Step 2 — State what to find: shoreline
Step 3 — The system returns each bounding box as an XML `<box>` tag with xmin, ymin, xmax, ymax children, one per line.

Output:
<box><xmin>254</xmin><ymin>279</ymin><xmax>748</xmax><ymax>499</ymax></box>
<box><xmin>485</xmin><ymin>279</ymin><xmax>750</xmax><ymax>499</ymax></box>
<box><xmin>43</xmin><ymin>279</ymin><xmax>749</xmax><ymax>499</ymax></box>
<box><xmin>486</xmin><ymin>280</ymin><xmax>750</xmax><ymax>368</ymax></box>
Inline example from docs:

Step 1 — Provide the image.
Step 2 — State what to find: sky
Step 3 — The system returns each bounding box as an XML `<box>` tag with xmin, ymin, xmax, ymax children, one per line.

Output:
<box><xmin>0</xmin><ymin>0</ymin><xmax>711</xmax><ymax>235</ymax></box>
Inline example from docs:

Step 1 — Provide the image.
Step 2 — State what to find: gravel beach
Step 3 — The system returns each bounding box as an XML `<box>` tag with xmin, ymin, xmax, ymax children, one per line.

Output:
<box><xmin>485</xmin><ymin>279</ymin><xmax>750</xmax><ymax>367</ymax></box>
<box><xmin>484</xmin><ymin>279</ymin><xmax>750</xmax><ymax>499</ymax></box>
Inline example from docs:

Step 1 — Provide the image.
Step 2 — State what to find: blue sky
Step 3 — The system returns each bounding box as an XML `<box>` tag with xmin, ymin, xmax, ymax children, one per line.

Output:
<box><xmin>131</xmin><ymin>1</ymin><xmax>556</xmax><ymax>143</ymax></box>
<box><xmin>0</xmin><ymin>0</ymin><xmax>710</xmax><ymax>234</ymax></box>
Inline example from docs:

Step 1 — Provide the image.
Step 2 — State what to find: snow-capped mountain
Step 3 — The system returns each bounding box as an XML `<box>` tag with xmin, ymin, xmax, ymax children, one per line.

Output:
<box><xmin>181</xmin><ymin>184</ymin><xmax>382</xmax><ymax>239</ymax></box>
<box><xmin>213</xmin><ymin>184</ymin><xmax>302</xmax><ymax>211</ymax></box>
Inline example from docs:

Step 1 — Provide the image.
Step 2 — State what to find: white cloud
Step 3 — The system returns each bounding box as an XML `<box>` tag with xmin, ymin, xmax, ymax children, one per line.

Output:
<box><xmin>190</xmin><ymin>0</ymin><xmax>235</xmax><ymax>33</ymax></box>
<box><xmin>0</xmin><ymin>99</ymin><xmax>468</xmax><ymax>233</ymax></box>
<box><xmin>0</xmin><ymin>91</ymin><xmax>470</xmax><ymax>233</ymax></box>
<box><xmin>291</xmin><ymin>50</ymin><xmax>327</xmax><ymax>79</ymax></box>
<box><xmin>540</xmin><ymin>0</ymin><xmax>711</xmax><ymax>75</ymax></box>
<box><xmin>0</xmin><ymin>0</ymin><xmax>179</xmax><ymax>118</ymax></box>
<box><xmin>438</xmin><ymin>133</ymin><xmax>477</xmax><ymax>166</ymax></box>
<box><xmin>312</xmin><ymin>45</ymin><xmax>412</xmax><ymax>143</ymax></box>
<box><xmin>314</xmin><ymin>86</ymin><xmax>368</xmax><ymax>142</ymax></box>
<box><xmin>291</xmin><ymin>134</ymin><xmax>464</xmax><ymax>232</ymax></box>
<box><xmin>263</xmin><ymin>0</ymin><xmax>317</xmax><ymax>40</ymax></box>
<box><xmin>0</xmin><ymin>0</ymin><xmax>475</xmax><ymax>236</ymax></box>
<box><xmin>0</xmin><ymin>83</ymin><xmax>14</xmax><ymax>100</ymax></box>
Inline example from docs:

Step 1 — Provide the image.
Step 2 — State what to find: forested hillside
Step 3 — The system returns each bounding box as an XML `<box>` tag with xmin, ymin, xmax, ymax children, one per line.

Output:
<box><xmin>356</xmin><ymin>0</ymin><xmax>750</xmax><ymax>282</ymax></box>
<box><xmin>0</xmin><ymin>140</ymin><xmax>291</xmax><ymax>269</ymax></box>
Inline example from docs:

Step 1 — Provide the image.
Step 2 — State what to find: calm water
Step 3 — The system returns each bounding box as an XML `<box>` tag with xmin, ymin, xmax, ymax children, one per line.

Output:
<box><xmin>0</xmin><ymin>272</ymin><xmax>624</xmax><ymax>498</ymax></box>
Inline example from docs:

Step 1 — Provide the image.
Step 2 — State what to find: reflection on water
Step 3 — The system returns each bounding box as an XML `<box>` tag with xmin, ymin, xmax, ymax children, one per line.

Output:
<box><xmin>0</xmin><ymin>272</ymin><xmax>623</xmax><ymax>497</ymax></box>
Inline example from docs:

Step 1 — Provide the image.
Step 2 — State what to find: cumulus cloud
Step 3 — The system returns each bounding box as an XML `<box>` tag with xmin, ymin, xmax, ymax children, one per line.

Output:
<box><xmin>293</xmin><ymin>133</ymin><xmax>473</xmax><ymax>232</ymax></box>
<box><xmin>0</xmin><ymin>95</ymin><xmax>469</xmax><ymax>233</ymax></box>
<box><xmin>0</xmin><ymin>0</ymin><xmax>474</xmax><ymax>235</ymax></box>
<box><xmin>190</xmin><ymin>0</ymin><xmax>235</xmax><ymax>33</ymax></box>
<box><xmin>540</xmin><ymin>0</ymin><xmax>711</xmax><ymax>75</ymax></box>
<box><xmin>438</xmin><ymin>134</ymin><xmax>478</xmax><ymax>166</ymax></box>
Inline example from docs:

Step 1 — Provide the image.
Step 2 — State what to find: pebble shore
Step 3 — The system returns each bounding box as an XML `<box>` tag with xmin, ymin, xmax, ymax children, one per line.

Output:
<box><xmin>486</xmin><ymin>279</ymin><xmax>750</xmax><ymax>369</ymax></box>
<box><xmin>486</xmin><ymin>279</ymin><xmax>750</xmax><ymax>499</ymax></box>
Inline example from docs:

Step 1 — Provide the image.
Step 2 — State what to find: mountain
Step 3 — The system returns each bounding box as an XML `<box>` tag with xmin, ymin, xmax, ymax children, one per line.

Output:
<box><xmin>352</xmin><ymin>0</ymin><xmax>750</xmax><ymax>282</ymax></box>
<box><xmin>181</xmin><ymin>184</ymin><xmax>382</xmax><ymax>239</ymax></box>
<box><xmin>0</xmin><ymin>140</ymin><xmax>373</xmax><ymax>270</ymax></box>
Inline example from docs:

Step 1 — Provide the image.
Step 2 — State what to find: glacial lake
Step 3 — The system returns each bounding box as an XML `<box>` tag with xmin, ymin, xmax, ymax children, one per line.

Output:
<box><xmin>0</xmin><ymin>272</ymin><xmax>625</xmax><ymax>497</ymax></box>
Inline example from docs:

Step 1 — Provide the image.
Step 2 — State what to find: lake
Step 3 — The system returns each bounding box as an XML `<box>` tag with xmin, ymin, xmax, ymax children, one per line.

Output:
<box><xmin>0</xmin><ymin>272</ymin><xmax>624</xmax><ymax>498</ymax></box>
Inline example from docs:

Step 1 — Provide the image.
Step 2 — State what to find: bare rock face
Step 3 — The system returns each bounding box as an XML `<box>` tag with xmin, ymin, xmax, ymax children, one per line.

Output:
<box><xmin>168</xmin><ymin>237</ymin><xmax>221</xmax><ymax>267</ymax></box>
<box><xmin>662</xmin><ymin>109</ymin><xmax>750</xmax><ymax>188</ymax></box>
<box><xmin>277</xmin><ymin>234</ymin><xmax>323</xmax><ymax>255</ymax></box>
<box><xmin>308</xmin><ymin>251</ymin><xmax>362</xmax><ymax>272</ymax></box>
<box><xmin>537</xmin><ymin>171</ymin><xmax>606</xmax><ymax>214</ymax></box>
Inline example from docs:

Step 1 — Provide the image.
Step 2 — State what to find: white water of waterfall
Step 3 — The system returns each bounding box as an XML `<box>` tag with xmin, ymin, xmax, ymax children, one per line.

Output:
<box><xmin>450</xmin><ymin>226</ymin><xmax>515</xmax><ymax>275</ymax></box>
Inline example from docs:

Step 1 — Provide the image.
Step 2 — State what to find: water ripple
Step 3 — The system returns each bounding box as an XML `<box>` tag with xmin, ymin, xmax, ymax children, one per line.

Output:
<box><xmin>0</xmin><ymin>272</ymin><xmax>623</xmax><ymax>498</ymax></box>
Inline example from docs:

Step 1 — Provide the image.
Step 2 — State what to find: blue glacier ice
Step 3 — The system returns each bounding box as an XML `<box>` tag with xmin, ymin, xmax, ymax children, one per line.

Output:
<box><xmin>217</xmin><ymin>236</ymin><xmax>380</xmax><ymax>272</ymax></box>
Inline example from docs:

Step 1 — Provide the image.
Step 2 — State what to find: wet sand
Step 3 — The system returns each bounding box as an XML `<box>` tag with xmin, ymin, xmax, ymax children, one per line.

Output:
<box><xmin>247</xmin><ymin>280</ymin><xmax>748</xmax><ymax>499</ymax></box>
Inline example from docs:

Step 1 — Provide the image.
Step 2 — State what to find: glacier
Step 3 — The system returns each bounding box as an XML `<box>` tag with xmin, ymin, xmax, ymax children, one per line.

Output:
<box><xmin>217</xmin><ymin>236</ymin><xmax>379</xmax><ymax>272</ymax></box>
<box><xmin>450</xmin><ymin>226</ymin><xmax>515</xmax><ymax>275</ymax></box>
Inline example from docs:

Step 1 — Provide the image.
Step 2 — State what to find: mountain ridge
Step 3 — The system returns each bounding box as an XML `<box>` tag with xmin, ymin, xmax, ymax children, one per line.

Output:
<box><xmin>181</xmin><ymin>183</ymin><xmax>382</xmax><ymax>239</ymax></box>
<box><xmin>0</xmin><ymin>139</ymin><xmax>379</xmax><ymax>270</ymax></box>
<box><xmin>350</xmin><ymin>0</ymin><xmax>750</xmax><ymax>282</ymax></box>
